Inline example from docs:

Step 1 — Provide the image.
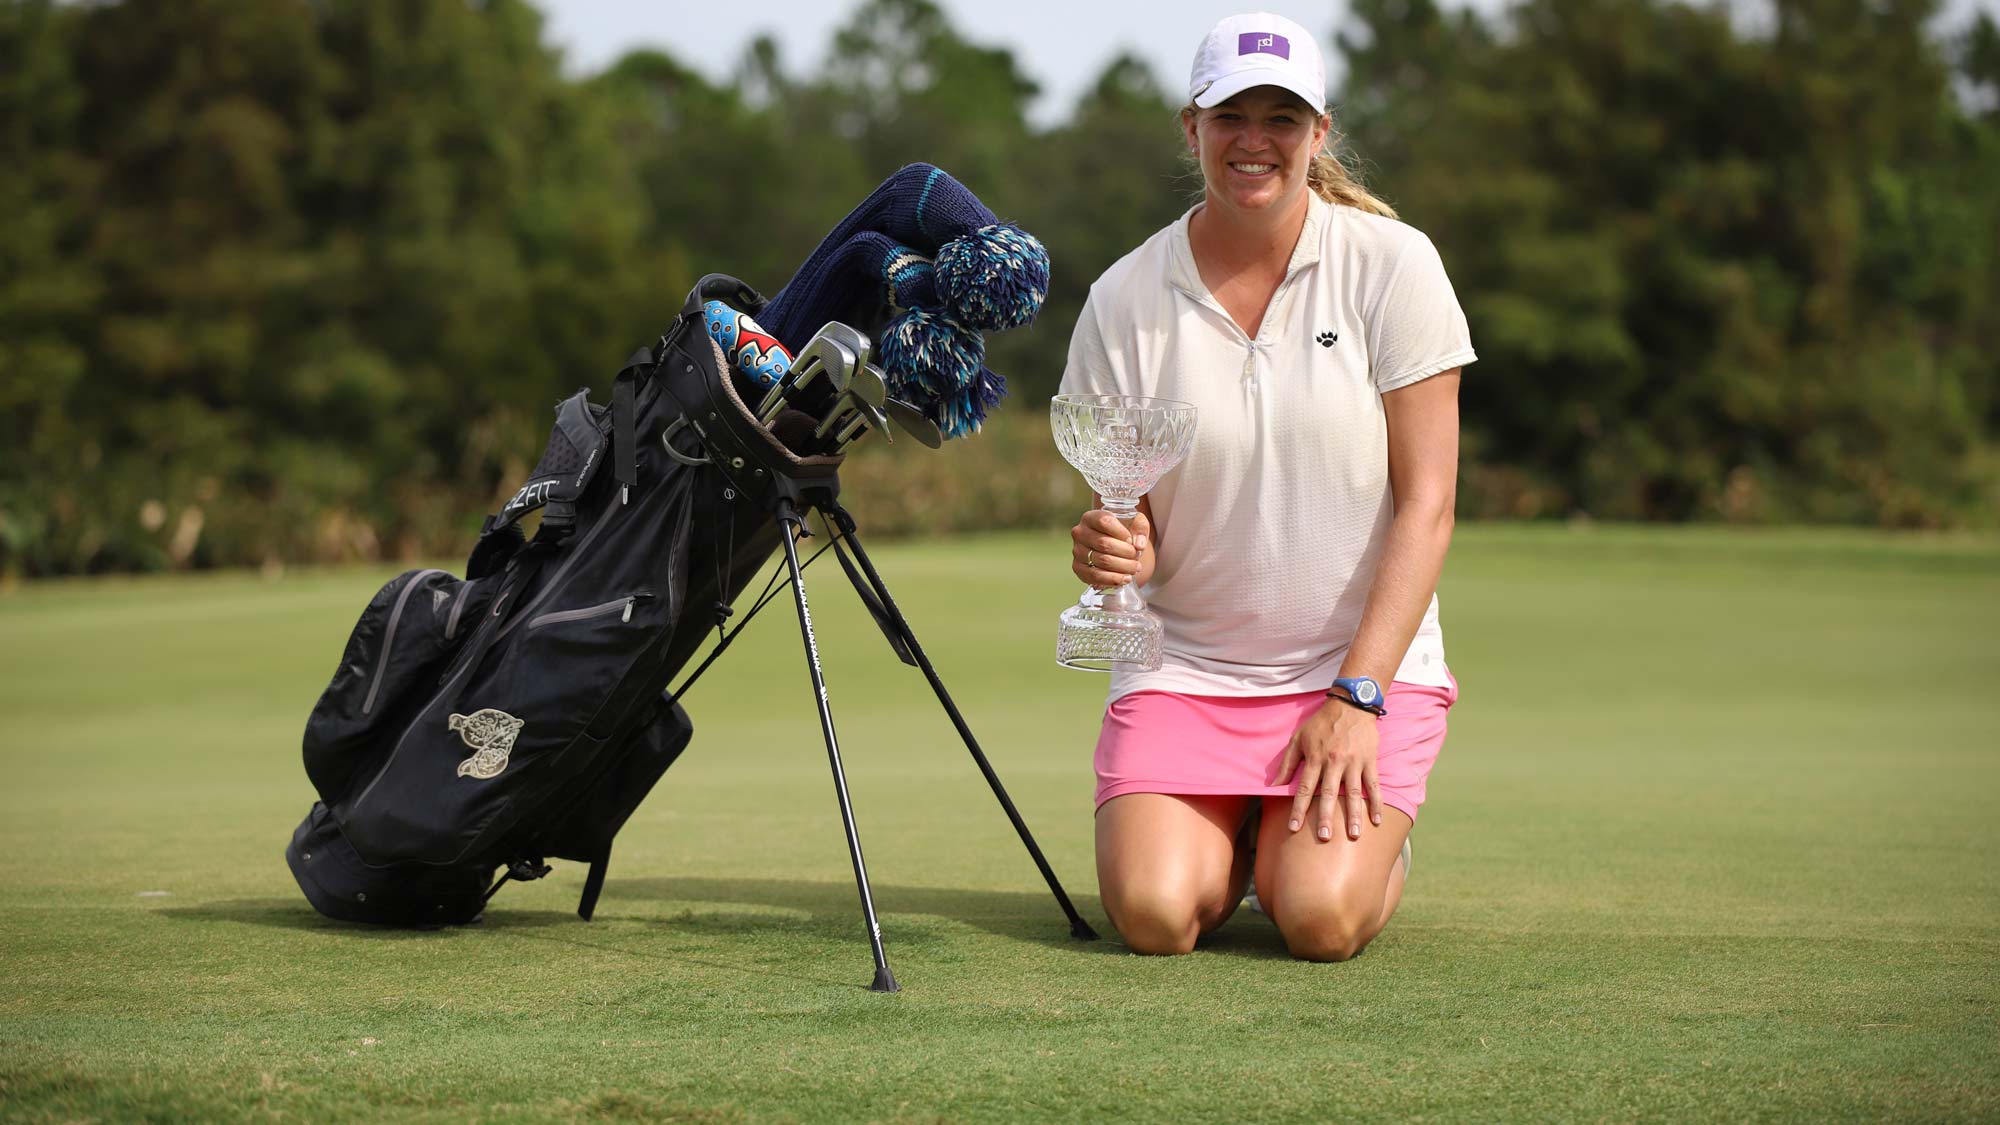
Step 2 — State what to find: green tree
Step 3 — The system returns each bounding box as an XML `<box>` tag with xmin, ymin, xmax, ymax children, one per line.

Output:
<box><xmin>4</xmin><ymin>0</ymin><xmax>1994</xmax><ymax>579</ymax></box>
<box><xmin>991</xmin><ymin>54</ymin><xmax>1190</xmax><ymax>405</ymax></box>
<box><xmin>1338</xmin><ymin>0</ymin><xmax>2000</xmax><ymax>524</ymax></box>
<box><xmin>0</xmin><ymin>1</ymin><xmax>97</xmax><ymax>568</ymax></box>
<box><xmin>0</xmin><ymin>0</ymin><xmax>656</xmax><ymax>575</ymax></box>
<box><xmin>820</xmin><ymin>0</ymin><xmax>1040</xmax><ymax>195</ymax></box>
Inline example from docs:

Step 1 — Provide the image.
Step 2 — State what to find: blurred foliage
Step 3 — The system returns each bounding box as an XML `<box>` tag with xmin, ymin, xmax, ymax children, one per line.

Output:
<box><xmin>0</xmin><ymin>0</ymin><xmax>1994</xmax><ymax>576</ymax></box>
<box><xmin>1342</xmin><ymin>0</ymin><xmax>2000</xmax><ymax>525</ymax></box>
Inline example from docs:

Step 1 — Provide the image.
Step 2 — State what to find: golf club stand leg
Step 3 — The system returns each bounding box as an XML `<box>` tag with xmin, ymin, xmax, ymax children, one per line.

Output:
<box><xmin>823</xmin><ymin>505</ymin><xmax>1100</xmax><ymax>941</ymax></box>
<box><xmin>776</xmin><ymin>499</ymin><xmax>901</xmax><ymax>992</ymax></box>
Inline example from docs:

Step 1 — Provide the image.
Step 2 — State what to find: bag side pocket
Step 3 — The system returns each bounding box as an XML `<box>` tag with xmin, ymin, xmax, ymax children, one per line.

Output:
<box><xmin>303</xmin><ymin>569</ymin><xmax>496</xmax><ymax>803</ymax></box>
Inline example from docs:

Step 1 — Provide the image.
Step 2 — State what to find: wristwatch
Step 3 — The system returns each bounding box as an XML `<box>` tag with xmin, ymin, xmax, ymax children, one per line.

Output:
<box><xmin>1327</xmin><ymin>676</ymin><xmax>1386</xmax><ymax>717</ymax></box>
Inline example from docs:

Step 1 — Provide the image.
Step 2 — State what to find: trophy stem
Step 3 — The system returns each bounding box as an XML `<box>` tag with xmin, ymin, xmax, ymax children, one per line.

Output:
<box><xmin>1089</xmin><ymin>508</ymin><xmax>1145</xmax><ymax>607</ymax></box>
<box><xmin>1101</xmin><ymin>497</ymin><xmax>1141</xmax><ymax>520</ymax></box>
<box><xmin>1098</xmin><ymin>579</ymin><xmax>1146</xmax><ymax>614</ymax></box>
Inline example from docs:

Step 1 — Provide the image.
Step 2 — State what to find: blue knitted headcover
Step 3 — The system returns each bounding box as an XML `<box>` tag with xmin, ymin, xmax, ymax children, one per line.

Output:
<box><xmin>759</xmin><ymin>164</ymin><xmax>1048</xmax><ymax>439</ymax></box>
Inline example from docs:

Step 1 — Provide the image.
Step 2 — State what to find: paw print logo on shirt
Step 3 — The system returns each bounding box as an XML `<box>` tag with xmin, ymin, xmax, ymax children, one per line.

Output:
<box><xmin>1316</xmin><ymin>330</ymin><xmax>1339</xmax><ymax>348</ymax></box>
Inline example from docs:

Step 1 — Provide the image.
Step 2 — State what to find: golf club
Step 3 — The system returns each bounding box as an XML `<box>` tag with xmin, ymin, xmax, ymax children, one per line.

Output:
<box><xmin>814</xmin><ymin>362</ymin><xmax>888</xmax><ymax>442</ymax></box>
<box><xmin>884</xmin><ymin>397</ymin><xmax>943</xmax><ymax>448</ymax></box>
<box><xmin>833</xmin><ymin>399</ymin><xmax>892</xmax><ymax>449</ymax></box>
<box><xmin>757</xmin><ymin>332</ymin><xmax>854</xmax><ymax>423</ymax></box>
<box><xmin>769</xmin><ymin>321</ymin><xmax>874</xmax><ymax>421</ymax></box>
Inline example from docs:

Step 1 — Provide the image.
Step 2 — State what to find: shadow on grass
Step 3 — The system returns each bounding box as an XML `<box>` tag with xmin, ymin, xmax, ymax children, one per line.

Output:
<box><xmin>161</xmin><ymin>881</ymin><xmax>1112</xmax><ymax>947</ymax></box>
<box><xmin>608</xmin><ymin>877</ymin><xmax>1295</xmax><ymax>960</ymax></box>
<box><xmin>162</xmin><ymin>878</ymin><xmax>1297</xmax><ymax>973</ymax></box>
<box><xmin>606</xmin><ymin>876</ymin><xmax>1121</xmax><ymax>952</ymax></box>
<box><xmin>158</xmin><ymin>898</ymin><xmax>577</xmax><ymax>936</ymax></box>
<box><xmin>158</xmin><ymin>898</ymin><xmax>889</xmax><ymax>990</ymax></box>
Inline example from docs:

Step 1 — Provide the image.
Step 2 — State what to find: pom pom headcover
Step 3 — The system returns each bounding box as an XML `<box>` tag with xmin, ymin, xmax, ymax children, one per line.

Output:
<box><xmin>758</xmin><ymin>163</ymin><xmax>1048</xmax><ymax>438</ymax></box>
<box><xmin>935</xmin><ymin>225</ymin><xmax>1048</xmax><ymax>333</ymax></box>
<box><xmin>879</xmin><ymin>307</ymin><xmax>984</xmax><ymax>397</ymax></box>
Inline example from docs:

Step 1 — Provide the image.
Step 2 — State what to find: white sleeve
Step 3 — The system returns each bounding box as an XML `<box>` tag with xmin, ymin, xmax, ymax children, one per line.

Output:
<box><xmin>1366</xmin><ymin>231</ymin><xmax>1477</xmax><ymax>394</ymax></box>
<box><xmin>1057</xmin><ymin>293</ymin><xmax>1122</xmax><ymax>398</ymax></box>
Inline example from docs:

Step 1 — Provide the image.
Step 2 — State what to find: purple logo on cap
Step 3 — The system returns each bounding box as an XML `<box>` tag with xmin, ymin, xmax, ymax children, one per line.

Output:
<box><xmin>1238</xmin><ymin>31</ymin><xmax>1291</xmax><ymax>59</ymax></box>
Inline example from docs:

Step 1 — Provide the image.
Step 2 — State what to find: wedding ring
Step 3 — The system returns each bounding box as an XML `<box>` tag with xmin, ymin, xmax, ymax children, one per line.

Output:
<box><xmin>1085</xmin><ymin>549</ymin><xmax>1097</xmax><ymax>569</ymax></box>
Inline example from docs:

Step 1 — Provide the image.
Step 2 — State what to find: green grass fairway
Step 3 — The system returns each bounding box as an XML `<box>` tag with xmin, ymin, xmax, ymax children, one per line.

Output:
<box><xmin>2</xmin><ymin>525</ymin><xmax>1996</xmax><ymax>1121</ymax></box>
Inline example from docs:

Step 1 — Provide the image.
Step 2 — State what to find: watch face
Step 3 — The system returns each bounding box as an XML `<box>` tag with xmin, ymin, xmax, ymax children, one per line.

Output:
<box><xmin>1353</xmin><ymin>680</ymin><xmax>1379</xmax><ymax>704</ymax></box>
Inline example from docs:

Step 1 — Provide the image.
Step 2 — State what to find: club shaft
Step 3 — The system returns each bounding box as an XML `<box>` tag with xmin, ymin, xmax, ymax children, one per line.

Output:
<box><xmin>815</xmin><ymin>396</ymin><xmax>860</xmax><ymax>439</ymax></box>
<box><xmin>758</xmin><ymin>361</ymin><xmax>815</xmax><ymax>423</ymax></box>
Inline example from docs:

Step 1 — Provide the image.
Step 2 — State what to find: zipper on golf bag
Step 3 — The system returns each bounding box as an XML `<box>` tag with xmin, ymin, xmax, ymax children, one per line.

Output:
<box><xmin>303</xmin><ymin>568</ymin><xmax>498</xmax><ymax>802</ymax></box>
<box><xmin>527</xmin><ymin>592</ymin><xmax>654</xmax><ymax>630</ymax></box>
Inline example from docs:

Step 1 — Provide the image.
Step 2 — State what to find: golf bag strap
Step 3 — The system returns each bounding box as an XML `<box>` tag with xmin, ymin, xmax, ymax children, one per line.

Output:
<box><xmin>612</xmin><ymin>347</ymin><xmax>648</xmax><ymax>505</ymax></box>
<box><xmin>577</xmin><ymin>848</ymin><xmax>611</xmax><ymax>921</ymax></box>
<box><xmin>467</xmin><ymin>515</ymin><xmax>526</xmax><ymax>580</ymax></box>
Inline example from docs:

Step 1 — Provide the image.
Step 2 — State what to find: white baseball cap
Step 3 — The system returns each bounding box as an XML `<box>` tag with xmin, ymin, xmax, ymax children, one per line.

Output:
<box><xmin>1188</xmin><ymin>13</ymin><xmax>1327</xmax><ymax>116</ymax></box>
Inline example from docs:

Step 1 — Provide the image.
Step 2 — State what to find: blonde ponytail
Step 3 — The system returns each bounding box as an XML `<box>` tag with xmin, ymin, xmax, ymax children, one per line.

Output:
<box><xmin>1307</xmin><ymin>134</ymin><xmax>1397</xmax><ymax>218</ymax></box>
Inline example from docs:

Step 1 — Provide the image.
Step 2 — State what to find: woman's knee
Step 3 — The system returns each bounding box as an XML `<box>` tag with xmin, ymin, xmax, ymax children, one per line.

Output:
<box><xmin>1102</xmin><ymin>885</ymin><xmax>1206</xmax><ymax>955</ymax></box>
<box><xmin>1095</xmin><ymin>793</ymin><xmax>1252</xmax><ymax>955</ymax></box>
<box><xmin>1107</xmin><ymin>881</ymin><xmax>1245</xmax><ymax>954</ymax></box>
<box><xmin>1272</xmin><ymin>898</ymin><xmax>1377</xmax><ymax>962</ymax></box>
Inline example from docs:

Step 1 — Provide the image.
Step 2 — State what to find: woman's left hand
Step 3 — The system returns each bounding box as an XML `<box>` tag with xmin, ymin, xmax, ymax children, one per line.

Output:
<box><xmin>1278</xmin><ymin>701</ymin><xmax>1383</xmax><ymax>841</ymax></box>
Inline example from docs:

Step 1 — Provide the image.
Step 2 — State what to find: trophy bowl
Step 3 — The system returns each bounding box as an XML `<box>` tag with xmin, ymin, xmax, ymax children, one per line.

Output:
<box><xmin>1050</xmin><ymin>394</ymin><xmax>1197</xmax><ymax>672</ymax></box>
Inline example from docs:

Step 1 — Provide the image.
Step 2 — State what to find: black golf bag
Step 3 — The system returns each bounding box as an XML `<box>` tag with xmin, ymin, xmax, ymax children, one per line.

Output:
<box><xmin>286</xmin><ymin>275</ymin><xmax>828</xmax><ymax>926</ymax></box>
<box><xmin>289</xmin><ymin>274</ymin><xmax>1092</xmax><ymax>989</ymax></box>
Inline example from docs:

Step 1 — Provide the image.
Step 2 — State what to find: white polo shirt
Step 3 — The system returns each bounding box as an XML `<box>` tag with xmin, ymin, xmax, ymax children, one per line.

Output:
<box><xmin>1058</xmin><ymin>192</ymin><xmax>1475</xmax><ymax>705</ymax></box>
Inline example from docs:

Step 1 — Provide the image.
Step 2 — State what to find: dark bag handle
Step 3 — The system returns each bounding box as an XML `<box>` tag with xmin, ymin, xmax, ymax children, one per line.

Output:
<box><xmin>678</xmin><ymin>274</ymin><xmax>767</xmax><ymax>321</ymax></box>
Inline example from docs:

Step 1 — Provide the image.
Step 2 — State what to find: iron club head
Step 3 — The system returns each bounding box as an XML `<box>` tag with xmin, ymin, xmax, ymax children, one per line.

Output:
<box><xmin>818</xmin><ymin>322</ymin><xmax>872</xmax><ymax>372</ymax></box>
<box><xmin>847</xmin><ymin>363</ymin><xmax>887</xmax><ymax>409</ymax></box>
<box><xmin>759</xmin><ymin>330</ymin><xmax>856</xmax><ymax>423</ymax></box>
<box><xmin>883</xmin><ymin>397</ymin><xmax>943</xmax><ymax>448</ymax></box>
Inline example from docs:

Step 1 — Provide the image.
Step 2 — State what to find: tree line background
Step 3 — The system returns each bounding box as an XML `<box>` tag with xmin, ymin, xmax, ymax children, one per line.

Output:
<box><xmin>2</xmin><ymin>0</ymin><xmax>1995</xmax><ymax>576</ymax></box>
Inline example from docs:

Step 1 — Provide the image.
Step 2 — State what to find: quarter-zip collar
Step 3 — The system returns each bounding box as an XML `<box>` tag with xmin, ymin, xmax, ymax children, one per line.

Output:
<box><xmin>1166</xmin><ymin>191</ymin><xmax>1330</xmax><ymax>335</ymax></box>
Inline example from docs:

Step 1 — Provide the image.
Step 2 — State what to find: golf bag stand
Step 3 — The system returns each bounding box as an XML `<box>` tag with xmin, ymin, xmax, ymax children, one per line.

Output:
<box><xmin>815</xmin><ymin>499</ymin><xmax>1100</xmax><ymax>947</ymax></box>
<box><xmin>658</xmin><ymin>279</ymin><xmax>1097</xmax><ymax>993</ymax></box>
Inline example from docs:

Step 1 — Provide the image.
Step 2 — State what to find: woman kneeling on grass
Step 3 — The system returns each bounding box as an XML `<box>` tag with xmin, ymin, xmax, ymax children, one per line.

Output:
<box><xmin>1058</xmin><ymin>12</ymin><xmax>1474</xmax><ymax>960</ymax></box>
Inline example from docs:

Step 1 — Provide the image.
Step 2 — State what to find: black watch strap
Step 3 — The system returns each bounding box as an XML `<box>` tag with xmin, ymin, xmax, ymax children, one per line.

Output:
<box><xmin>1324</xmin><ymin>687</ymin><xmax>1387</xmax><ymax>717</ymax></box>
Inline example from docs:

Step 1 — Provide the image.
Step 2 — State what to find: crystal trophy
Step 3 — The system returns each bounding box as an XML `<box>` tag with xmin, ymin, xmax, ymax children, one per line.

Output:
<box><xmin>1050</xmin><ymin>394</ymin><xmax>1197</xmax><ymax>672</ymax></box>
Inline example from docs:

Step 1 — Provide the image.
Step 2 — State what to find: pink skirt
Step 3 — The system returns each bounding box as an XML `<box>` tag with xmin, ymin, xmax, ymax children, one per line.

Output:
<box><xmin>1093</xmin><ymin>675</ymin><xmax>1458</xmax><ymax>822</ymax></box>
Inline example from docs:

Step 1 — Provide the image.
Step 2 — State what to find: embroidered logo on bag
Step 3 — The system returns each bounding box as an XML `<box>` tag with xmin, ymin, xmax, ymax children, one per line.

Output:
<box><xmin>450</xmin><ymin>708</ymin><xmax>524</xmax><ymax>780</ymax></box>
<box><xmin>1316</xmin><ymin>331</ymin><xmax>1339</xmax><ymax>347</ymax></box>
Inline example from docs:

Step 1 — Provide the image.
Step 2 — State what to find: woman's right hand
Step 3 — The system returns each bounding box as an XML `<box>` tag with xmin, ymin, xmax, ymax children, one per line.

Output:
<box><xmin>1071</xmin><ymin>508</ymin><xmax>1153</xmax><ymax>589</ymax></box>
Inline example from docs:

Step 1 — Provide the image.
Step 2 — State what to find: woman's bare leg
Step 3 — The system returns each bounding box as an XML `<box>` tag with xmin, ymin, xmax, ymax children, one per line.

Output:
<box><xmin>1252</xmin><ymin>798</ymin><xmax>1413</xmax><ymax>962</ymax></box>
<box><xmin>1095</xmin><ymin>793</ymin><xmax>1254</xmax><ymax>955</ymax></box>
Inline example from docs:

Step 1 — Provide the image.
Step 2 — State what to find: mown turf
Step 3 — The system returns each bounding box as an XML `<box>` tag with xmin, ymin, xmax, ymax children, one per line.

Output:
<box><xmin>1</xmin><ymin>524</ymin><xmax>1996</xmax><ymax>1122</ymax></box>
